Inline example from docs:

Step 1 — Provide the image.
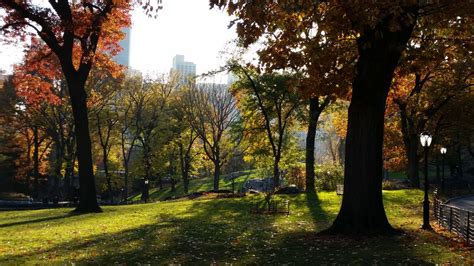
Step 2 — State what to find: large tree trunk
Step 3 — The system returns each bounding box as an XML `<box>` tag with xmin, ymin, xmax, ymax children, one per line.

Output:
<box><xmin>213</xmin><ymin>159</ymin><xmax>220</xmax><ymax>191</ymax></box>
<box><xmin>183</xmin><ymin>156</ymin><xmax>190</xmax><ymax>194</ymax></box>
<box><xmin>64</xmin><ymin>159</ymin><xmax>72</xmax><ymax>200</ymax></box>
<box><xmin>103</xmin><ymin>149</ymin><xmax>112</xmax><ymax>202</ymax></box>
<box><xmin>64</xmin><ymin>141</ymin><xmax>74</xmax><ymax>201</ymax></box>
<box><xmin>53</xmin><ymin>138</ymin><xmax>63</xmax><ymax>203</ymax></box>
<box><xmin>179</xmin><ymin>143</ymin><xmax>191</xmax><ymax>194</ymax></box>
<box><xmin>406</xmin><ymin>134</ymin><xmax>420</xmax><ymax>188</ymax></box>
<box><xmin>398</xmin><ymin>105</ymin><xmax>420</xmax><ymax>187</ymax></box>
<box><xmin>273</xmin><ymin>155</ymin><xmax>280</xmax><ymax>190</ymax></box>
<box><xmin>326</xmin><ymin>15</ymin><xmax>416</xmax><ymax>234</ymax></box>
<box><xmin>120</xmin><ymin>136</ymin><xmax>132</xmax><ymax>203</ymax></box>
<box><xmin>169</xmin><ymin>153</ymin><xmax>176</xmax><ymax>192</ymax></box>
<box><xmin>124</xmin><ymin>167</ymin><xmax>129</xmax><ymax>203</ymax></box>
<box><xmin>124</xmin><ymin>172</ymin><xmax>128</xmax><ymax>202</ymax></box>
<box><xmin>305</xmin><ymin>97</ymin><xmax>321</xmax><ymax>192</ymax></box>
<box><xmin>213</xmin><ymin>145</ymin><xmax>220</xmax><ymax>191</ymax></box>
<box><xmin>142</xmin><ymin>144</ymin><xmax>152</xmax><ymax>200</ymax></box>
<box><xmin>33</xmin><ymin>126</ymin><xmax>40</xmax><ymax>199</ymax></box>
<box><xmin>183</xmin><ymin>172</ymin><xmax>189</xmax><ymax>194</ymax></box>
<box><xmin>104</xmin><ymin>159</ymin><xmax>114</xmax><ymax>202</ymax></box>
<box><xmin>67</xmin><ymin>79</ymin><xmax>101</xmax><ymax>213</ymax></box>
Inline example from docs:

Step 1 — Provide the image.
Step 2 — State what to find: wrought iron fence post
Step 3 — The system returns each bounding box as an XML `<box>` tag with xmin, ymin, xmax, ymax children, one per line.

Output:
<box><xmin>449</xmin><ymin>207</ymin><xmax>453</xmax><ymax>231</ymax></box>
<box><xmin>439</xmin><ymin>203</ymin><xmax>443</xmax><ymax>225</ymax></box>
<box><xmin>467</xmin><ymin>212</ymin><xmax>471</xmax><ymax>244</ymax></box>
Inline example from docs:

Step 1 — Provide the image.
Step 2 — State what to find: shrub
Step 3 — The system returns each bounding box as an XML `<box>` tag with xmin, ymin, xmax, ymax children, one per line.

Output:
<box><xmin>315</xmin><ymin>163</ymin><xmax>344</xmax><ymax>191</ymax></box>
<box><xmin>285</xmin><ymin>166</ymin><xmax>306</xmax><ymax>190</ymax></box>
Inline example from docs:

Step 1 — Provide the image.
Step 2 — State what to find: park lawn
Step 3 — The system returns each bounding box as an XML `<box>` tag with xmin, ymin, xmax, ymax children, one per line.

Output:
<box><xmin>0</xmin><ymin>189</ymin><xmax>472</xmax><ymax>264</ymax></box>
<box><xmin>129</xmin><ymin>170</ymin><xmax>258</xmax><ymax>201</ymax></box>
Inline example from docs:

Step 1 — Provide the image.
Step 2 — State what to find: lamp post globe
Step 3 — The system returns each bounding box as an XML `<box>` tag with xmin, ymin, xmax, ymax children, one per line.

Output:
<box><xmin>420</xmin><ymin>132</ymin><xmax>432</xmax><ymax>230</ymax></box>
<box><xmin>420</xmin><ymin>132</ymin><xmax>432</xmax><ymax>148</ymax></box>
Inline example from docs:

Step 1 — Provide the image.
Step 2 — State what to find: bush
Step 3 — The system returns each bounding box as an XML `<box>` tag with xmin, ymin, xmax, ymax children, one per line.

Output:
<box><xmin>315</xmin><ymin>163</ymin><xmax>344</xmax><ymax>191</ymax></box>
<box><xmin>285</xmin><ymin>166</ymin><xmax>305</xmax><ymax>191</ymax></box>
<box><xmin>382</xmin><ymin>179</ymin><xmax>411</xmax><ymax>190</ymax></box>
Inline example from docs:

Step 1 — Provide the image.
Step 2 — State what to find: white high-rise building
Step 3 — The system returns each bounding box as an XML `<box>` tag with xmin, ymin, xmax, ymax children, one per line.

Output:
<box><xmin>227</xmin><ymin>72</ymin><xmax>238</xmax><ymax>87</ymax></box>
<box><xmin>170</xmin><ymin>55</ymin><xmax>196</xmax><ymax>85</ymax></box>
<box><xmin>114</xmin><ymin>27</ymin><xmax>131</xmax><ymax>68</ymax></box>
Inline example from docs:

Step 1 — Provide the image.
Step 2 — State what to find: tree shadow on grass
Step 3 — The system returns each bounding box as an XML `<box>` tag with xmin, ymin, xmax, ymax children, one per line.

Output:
<box><xmin>305</xmin><ymin>189</ymin><xmax>332</xmax><ymax>229</ymax></box>
<box><xmin>1</xmin><ymin>194</ymin><xmax>448</xmax><ymax>264</ymax></box>
<box><xmin>0</xmin><ymin>197</ymin><xmax>281</xmax><ymax>264</ymax></box>
<box><xmin>251</xmin><ymin>190</ymin><xmax>459</xmax><ymax>264</ymax></box>
<box><xmin>0</xmin><ymin>213</ymin><xmax>77</xmax><ymax>228</ymax></box>
<box><xmin>0</xmin><ymin>208</ymin><xmax>123</xmax><ymax>230</ymax></box>
<box><xmin>255</xmin><ymin>230</ymin><xmax>436</xmax><ymax>264</ymax></box>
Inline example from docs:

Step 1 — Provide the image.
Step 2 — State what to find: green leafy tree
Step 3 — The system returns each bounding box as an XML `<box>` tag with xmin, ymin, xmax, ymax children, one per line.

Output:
<box><xmin>231</xmin><ymin>65</ymin><xmax>301</xmax><ymax>189</ymax></box>
<box><xmin>180</xmin><ymin>83</ymin><xmax>239</xmax><ymax>191</ymax></box>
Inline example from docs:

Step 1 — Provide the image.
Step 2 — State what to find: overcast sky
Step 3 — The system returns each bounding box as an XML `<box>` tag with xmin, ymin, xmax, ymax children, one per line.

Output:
<box><xmin>0</xmin><ymin>0</ymin><xmax>238</xmax><ymax>79</ymax></box>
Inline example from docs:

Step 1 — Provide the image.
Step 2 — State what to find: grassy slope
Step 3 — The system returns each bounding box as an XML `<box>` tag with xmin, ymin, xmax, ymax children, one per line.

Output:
<box><xmin>0</xmin><ymin>189</ymin><xmax>472</xmax><ymax>264</ymax></box>
<box><xmin>132</xmin><ymin>169</ymin><xmax>439</xmax><ymax>202</ymax></box>
<box><xmin>129</xmin><ymin>170</ymin><xmax>258</xmax><ymax>201</ymax></box>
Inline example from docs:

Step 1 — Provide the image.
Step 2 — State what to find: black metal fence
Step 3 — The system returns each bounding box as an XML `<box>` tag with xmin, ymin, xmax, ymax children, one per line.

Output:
<box><xmin>434</xmin><ymin>198</ymin><xmax>473</xmax><ymax>245</ymax></box>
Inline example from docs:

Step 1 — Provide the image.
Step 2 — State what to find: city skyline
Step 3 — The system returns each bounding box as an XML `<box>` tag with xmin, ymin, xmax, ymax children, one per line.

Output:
<box><xmin>170</xmin><ymin>54</ymin><xmax>196</xmax><ymax>85</ymax></box>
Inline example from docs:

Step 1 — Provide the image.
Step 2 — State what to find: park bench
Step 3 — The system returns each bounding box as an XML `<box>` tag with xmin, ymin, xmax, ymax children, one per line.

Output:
<box><xmin>250</xmin><ymin>199</ymin><xmax>290</xmax><ymax>216</ymax></box>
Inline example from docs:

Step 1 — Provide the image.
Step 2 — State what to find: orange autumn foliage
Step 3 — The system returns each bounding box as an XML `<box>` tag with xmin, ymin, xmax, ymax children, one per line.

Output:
<box><xmin>12</xmin><ymin>4</ymin><xmax>130</xmax><ymax>108</ymax></box>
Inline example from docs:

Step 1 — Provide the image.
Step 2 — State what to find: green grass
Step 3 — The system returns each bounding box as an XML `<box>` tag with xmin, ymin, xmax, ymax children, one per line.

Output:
<box><xmin>129</xmin><ymin>170</ymin><xmax>258</xmax><ymax>201</ymax></box>
<box><xmin>0</xmin><ymin>189</ymin><xmax>472</xmax><ymax>264</ymax></box>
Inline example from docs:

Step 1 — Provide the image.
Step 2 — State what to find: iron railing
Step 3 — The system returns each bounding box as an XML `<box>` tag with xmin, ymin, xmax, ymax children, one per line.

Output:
<box><xmin>434</xmin><ymin>198</ymin><xmax>473</xmax><ymax>245</ymax></box>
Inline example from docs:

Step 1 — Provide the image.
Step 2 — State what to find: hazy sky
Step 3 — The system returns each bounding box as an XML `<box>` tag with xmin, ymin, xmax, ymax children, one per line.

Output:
<box><xmin>0</xmin><ymin>0</ymin><xmax>238</xmax><ymax>78</ymax></box>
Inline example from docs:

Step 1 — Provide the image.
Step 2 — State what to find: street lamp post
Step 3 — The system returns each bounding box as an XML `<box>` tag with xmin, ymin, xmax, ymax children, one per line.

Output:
<box><xmin>141</xmin><ymin>179</ymin><xmax>149</xmax><ymax>202</ymax></box>
<box><xmin>144</xmin><ymin>179</ymin><xmax>149</xmax><ymax>202</ymax></box>
<box><xmin>420</xmin><ymin>132</ymin><xmax>433</xmax><ymax>230</ymax></box>
<box><xmin>440</xmin><ymin>147</ymin><xmax>447</xmax><ymax>191</ymax></box>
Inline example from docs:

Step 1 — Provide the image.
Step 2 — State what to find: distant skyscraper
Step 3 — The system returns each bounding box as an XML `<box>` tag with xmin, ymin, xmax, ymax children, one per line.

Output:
<box><xmin>114</xmin><ymin>27</ymin><xmax>131</xmax><ymax>68</ymax></box>
<box><xmin>170</xmin><ymin>55</ymin><xmax>196</xmax><ymax>85</ymax></box>
<box><xmin>227</xmin><ymin>72</ymin><xmax>238</xmax><ymax>87</ymax></box>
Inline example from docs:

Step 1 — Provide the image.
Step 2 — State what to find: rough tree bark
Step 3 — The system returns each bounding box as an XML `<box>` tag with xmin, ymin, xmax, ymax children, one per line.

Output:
<box><xmin>142</xmin><ymin>143</ymin><xmax>152</xmax><ymax>200</ymax></box>
<box><xmin>119</xmin><ymin>115</ymin><xmax>136</xmax><ymax>203</ymax></box>
<box><xmin>178</xmin><ymin>133</ymin><xmax>196</xmax><ymax>194</ymax></box>
<box><xmin>0</xmin><ymin>0</ymin><xmax>119</xmax><ymax>213</ymax></box>
<box><xmin>32</xmin><ymin>126</ymin><xmax>40</xmax><ymax>199</ymax></box>
<box><xmin>52</xmin><ymin>137</ymin><xmax>63</xmax><ymax>202</ymax></box>
<box><xmin>326</xmin><ymin>12</ymin><xmax>417</xmax><ymax>234</ymax></box>
<box><xmin>305</xmin><ymin>98</ymin><xmax>320</xmax><ymax>191</ymax></box>
<box><xmin>179</xmin><ymin>143</ymin><xmax>190</xmax><ymax>194</ymax></box>
<box><xmin>273</xmin><ymin>155</ymin><xmax>281</xmax><ymax>189</ymax></box>
<box><xmin>213</xmin><ymin>148</ymin><xmax>221</xmax><ymax>191</ymax></box>
<box><xmin>66</xmin><ymin>78</ymin><xmax>101</xmax><ymax>213</ymax></box>
<box><xmin>96</xmin><ymin>111</ymin><xmax>116</xmax><ymax>201</ymax></box>
<box><xmin>305</xmin><ymin>96</ymin><xmax>331</xmax><ymax>191</ymax></box>
<box><xmin>398</xmin><ymin>103</ymin><xmax>421</xmax><ymax>188</ymax></box>
<box><xmin>406</xmin><ymin>134</ymin><xmax>420</xmax><ymax>188</ymax></box>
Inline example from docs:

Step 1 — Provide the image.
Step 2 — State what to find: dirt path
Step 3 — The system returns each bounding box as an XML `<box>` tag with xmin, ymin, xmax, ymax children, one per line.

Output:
<box><xmin>446</xmin><ymin>195</ymin><xmax>474</xmax><ymax>211</ymax></box>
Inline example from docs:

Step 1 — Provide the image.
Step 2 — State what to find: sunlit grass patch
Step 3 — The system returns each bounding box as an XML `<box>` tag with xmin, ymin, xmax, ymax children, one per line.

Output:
<box><xmin>0</xmin><ymin>189</ymin><xmax>472</xmax><ymax>264</ymax></box>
